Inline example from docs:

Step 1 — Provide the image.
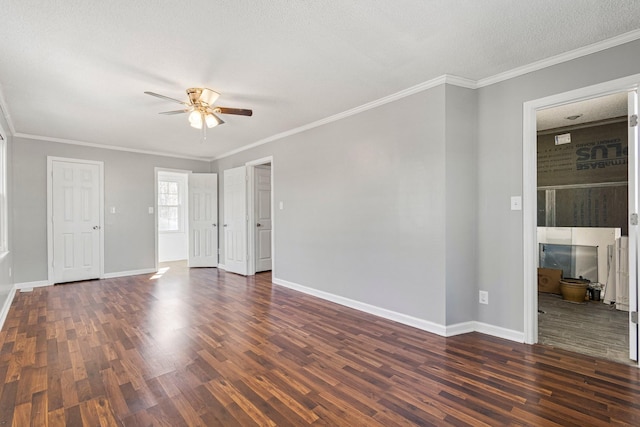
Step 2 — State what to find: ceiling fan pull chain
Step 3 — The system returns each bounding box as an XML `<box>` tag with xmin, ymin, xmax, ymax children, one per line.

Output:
<box><xmin>202</xmin><ymin>111</ymin><xmax>206</xmax><ymax>142</ymax></box>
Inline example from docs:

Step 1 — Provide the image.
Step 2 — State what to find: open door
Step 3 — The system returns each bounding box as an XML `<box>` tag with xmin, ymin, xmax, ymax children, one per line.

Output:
<box><xmin>224</xmin><ymin>166</ymin><xmax>248</xmax><ymax>275</ymax></box>
<box><xmin>254</xmin><ymin>165</ymin><xmax>272</xmax><ymax>272</ymax></box>
<box><xmin>188</xmin><ymin>173</ymin><xmax>218</xmax><ymax>267</ymax></box>
<box><xmin>628</xmin><ymin>89</ymin><xmax>639</xmax><ymax>361</ymax></box>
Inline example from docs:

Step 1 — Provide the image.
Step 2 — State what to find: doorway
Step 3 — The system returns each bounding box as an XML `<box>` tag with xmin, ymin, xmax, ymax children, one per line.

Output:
<box><xmin>535</xmin><ymin>93</ymin><xmax>630</xmax><ymax>363</ymax></box>
<box><xmin>523</xmin><ymin>74</ymin><xmax>640</xmax><ymax>365</ymax></box>
<box><xmin>247</xmin><ymin>157</ymin><xmax>274</xmax><ymax>275</ymax></box>
<box><xmin>157</xmin><ymin>170</ymin><xmax>189</xmax><ymax>263</ymax></box>
<box><xmin>222</xmin><ymin>156</ymin><xmax>274</xmax><ymax>276</ymax></box>
<box><xmin>155</xmin><ymin>169</ymin><xmax>218</xmax><ymax>270</ymax></box>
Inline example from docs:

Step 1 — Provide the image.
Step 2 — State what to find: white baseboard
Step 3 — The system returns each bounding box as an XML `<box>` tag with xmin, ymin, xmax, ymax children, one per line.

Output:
<box><xmin>272</xmin><ymin>276</ymin><xmax>524</xmax><ymax>343</ymax></box>
<box><xmin>0</xmin><ymin>287</ymin><xmax>17</xmax><ymax>331</ymax></box>
<box><xmin>15</xmin><ymin>280</ymin><xmax>51</xmax><ymax>290</ymax></box>
<box><xmin>14</xmin><ymin>269</ymin><xmax>157</xmax><ymax>287</ymax></box>
<box><xmin>444</xmin><ymin>321</ymin><xmax>476</xmax><ymax>337</ymax></box>
<box><xmin>273</xmin><ymin>277</ymin><xmax>447</xmax><ymax>337</ymax></box>
<box><xmin>217</xmin><ymin>264</ymin><xmax>226</xmax><ymax>270</ymax></box>
<box><xmin>103</xmin><ymin>268</ymin><xmax>156</xmax><ymax>279</ymax></box>
<box><xmin>474</xmin><ymin>321</ymin><xmax>525</xmax><ymax>343</ymax></box>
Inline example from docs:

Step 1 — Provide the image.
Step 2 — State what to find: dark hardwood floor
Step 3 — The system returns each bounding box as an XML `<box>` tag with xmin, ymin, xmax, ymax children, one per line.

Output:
<box><xmin>1</xmin><ymin>262</ymin><xmax>640</xmax><ymax>426</ymax></box>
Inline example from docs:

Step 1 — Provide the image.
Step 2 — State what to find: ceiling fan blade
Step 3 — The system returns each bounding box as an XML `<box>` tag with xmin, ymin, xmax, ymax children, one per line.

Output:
<box><xmin>216</xmin><ymin>107</ymin><xmax>253</xmax><ymax>116</ymax></box>
<box><xmin>144</xmin><ymin>91</ymin><xmax>189</xmax><ymax>105</ymax></box>
<box><xmin>159</xmin><ymin>109</ymin><xmax>190</xmax><ymax>115</ymax></box>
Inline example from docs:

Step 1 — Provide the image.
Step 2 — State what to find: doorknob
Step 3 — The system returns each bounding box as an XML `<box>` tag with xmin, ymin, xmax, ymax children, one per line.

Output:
<box><xmin>93</xmin><ymin>225</ymin><xmax>101</xmax><ymax>230</ymax></box>
<box><xmin>223</xmin><ymin>224</ymin><xmax>228</xmax><ymax>227</ymax></box>
<box><xmin>213</xmin><ymin>224</ymin><xmax>217</xmax><ymax>227</ymax></box>
<box><xmin>257</xmin><ymin>223</ymin><xmax>261</xmax><ymax>227</ymax></box>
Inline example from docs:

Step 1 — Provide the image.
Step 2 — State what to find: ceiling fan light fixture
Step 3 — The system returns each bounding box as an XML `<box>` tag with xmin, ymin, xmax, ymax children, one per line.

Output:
<box><xmin>189</xmin><ymin>110</ymin><xmax>203</xmax><ymax>129</ymax></box>
<box><xmin>200</xmin><ymin>88</ymin><xmax>220</xmax><ymax>106</ymax></box>
<box><xmin>205</xmin><ymin>112</ymin><xmax>224</xmax><ymax>128</ymax></box>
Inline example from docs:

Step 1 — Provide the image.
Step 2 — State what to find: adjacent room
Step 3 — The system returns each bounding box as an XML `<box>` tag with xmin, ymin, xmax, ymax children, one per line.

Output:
<box><xmin>536</xmin><ymin>93</ymin><xmax>631</xmax><ymax>364</ymax></box>
<box><xmin>1</xmin><ymin>1</ymin><xmax>640</xmax><ymax>425</ymax></box>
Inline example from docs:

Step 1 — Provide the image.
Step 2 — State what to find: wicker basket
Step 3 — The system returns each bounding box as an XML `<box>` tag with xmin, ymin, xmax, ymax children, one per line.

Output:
<box><xmin>559</xmin><ymin>278</ymin><xmax>589</xmax><ymax>303</ymax></box>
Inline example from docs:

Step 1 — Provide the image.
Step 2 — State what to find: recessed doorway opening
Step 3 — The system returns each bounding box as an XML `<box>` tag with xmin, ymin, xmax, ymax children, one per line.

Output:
<box><xmin>523</xmin><ymin>74</ymin><xmax>640</xmax><ymax>366</ymax></box>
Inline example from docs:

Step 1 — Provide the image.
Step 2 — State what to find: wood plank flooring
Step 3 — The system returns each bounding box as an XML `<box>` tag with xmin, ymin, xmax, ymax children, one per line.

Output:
<box><xmin>1</xmin><ymin>262</ymin><xmax>640</xmax><ymax>426</ymax></box>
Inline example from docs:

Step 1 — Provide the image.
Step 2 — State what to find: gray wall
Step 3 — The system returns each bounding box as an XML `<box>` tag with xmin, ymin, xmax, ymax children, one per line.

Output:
<box><xmin>445</xmin><ymin>85</ymin><xmax>478</xmax><ymax>324</ymax></box>
<box><xmin>476</xmin><ymin>39</ymin><xmax>640</xmax><ymax>331</ymax></box>
<box><xmin>213</xmin><ymin>85</ymin><xmax>480</xmax><ymax>326</ymax></box>
<box><xmin>12</xmin><ymin>138</ymin><xmax>210</xmax><ymax>283</ymax></box>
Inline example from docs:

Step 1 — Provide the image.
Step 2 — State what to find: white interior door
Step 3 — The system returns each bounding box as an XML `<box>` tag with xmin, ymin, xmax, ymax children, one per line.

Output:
<box><xmin>224</xmin><ymin>166</ymin><xmax>248</xmax><ymax>275</ymax></box>
<box><xmin>188</xmin><ymin>173</ymin><xmax>218</xmax><ymax>267</ymax></box>
<box><xmin>254</xmin><ymin>165</ymin><xmax>272</xmax><ymax>272</ymax></box>
<box><xmin>51</xmin><ymin>160</ymin><xmax>102</xmax><ymax>283</ymax></box>
<box><xmin>628</xmin><ymin>89</ymin><xmax>639</xmax><ymax>361</ymax></box>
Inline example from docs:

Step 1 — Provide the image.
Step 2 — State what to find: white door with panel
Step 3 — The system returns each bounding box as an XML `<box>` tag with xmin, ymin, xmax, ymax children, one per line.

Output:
<box><xmin>224</xmin><ymin>166</ymin><xmax>248</xmax><ymax>275</ymax></box>
<box><xmin>254</xmin><ymin>165</ymin><xmax>272</xmax><ymax>272</ymax></box>
<box><xmin>628</xmin><ymin>89</ymin><xmax>639</xmax><ymax>361</ymax></box>
<box><xmin>188</xmin><ymin>173</ymin><xmax>218</xmax><ymax>267</ymax></box>
<box><xmin>51</xmin><ymin>160</ymin><xmax>102</xmax><ymax>283</ymax></box>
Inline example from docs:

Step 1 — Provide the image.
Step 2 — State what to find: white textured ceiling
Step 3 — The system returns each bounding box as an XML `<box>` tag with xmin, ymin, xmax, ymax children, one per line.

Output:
<box><xmin>537</xmin><ymin>92</ymin><xmax>629</xmax><ymax>131</ymax></box>
<box><xmin>1</xmin><ymin>1</ymin><xmax>639</xmax><ymax>159</ymax></box>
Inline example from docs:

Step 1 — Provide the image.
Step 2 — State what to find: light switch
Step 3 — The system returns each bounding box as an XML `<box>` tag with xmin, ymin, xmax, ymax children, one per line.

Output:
<box><xmin>110</xmin><ymin>207</ymin><xmax>116</xmax><ymax>214</ymax></box>
<box><xmin>148</xmin><ymin>207</ymin><xmax>154</xmax><ymax>214</ymax></box>
<box><xmin>510</xmin><ymin>196</ymin><xmax>522</xmax><ymax>211</ymax></box>
<box><xmin>279</xmin><ymin>201</ymin><xmax>284</xmax><ymax>210</ymax></box>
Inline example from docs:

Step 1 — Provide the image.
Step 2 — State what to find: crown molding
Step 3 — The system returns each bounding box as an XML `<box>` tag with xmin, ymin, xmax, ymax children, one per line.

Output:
<box><xmin>211</xmin><ymin>74</ymin><xmax>475</xmax><ymax>160</ymax></box>
<box><xmin>5</xmin><ymin>29</ymin><xmax>640</xmax><ymax>163</ymax></box>
<box><xmin>14</xmin><ymin>133</ymin><xmax>208</xmax><ymax>162</ymax></box>
<box><xmin>476</xmin><ymin>28</ymin><xmax>640</xmax><ymax>88</ymax></box>
<box><xmin>0</xmin><ymin>85</ymin><xmax>16</xmax><ymax>136</ymax></box>
<box><xmin>215</xmin><ymin>30</ymin><xmax>640</xmax><ymax>161</ymax></box>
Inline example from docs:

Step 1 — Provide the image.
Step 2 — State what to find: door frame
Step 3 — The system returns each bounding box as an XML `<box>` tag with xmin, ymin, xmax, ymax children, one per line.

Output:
<box><xmin>522</xmin><ymin>74</ymin><xmax>640</xmax><ymax>351</ymax></box>
<box><xmin>154</xmin><ymin>167</ymin><xmax>191</xmax><ymax>271</ymax></box>
<box><xmin>246</xmin><ymin>156</ymin><xmax>274</xmax><ymax>276</ymax></box>
<box><xmin>47</xmin><ymin>156</ymin><xmax>105</xmax><ymax>284</ymax></box>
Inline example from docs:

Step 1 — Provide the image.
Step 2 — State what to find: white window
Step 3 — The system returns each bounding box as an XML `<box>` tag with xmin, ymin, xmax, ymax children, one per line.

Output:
<box><xmin>158</xmin><ymin>178</ymin><xmax>184</xmax><ymax>232</ymax></box>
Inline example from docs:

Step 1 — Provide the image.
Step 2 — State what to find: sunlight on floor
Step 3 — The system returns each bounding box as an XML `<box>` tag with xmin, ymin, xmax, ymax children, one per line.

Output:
<box><xmin>150</xmin><ymin>267</ymin><xmax>170</xmax><ymax>280</ymax></box>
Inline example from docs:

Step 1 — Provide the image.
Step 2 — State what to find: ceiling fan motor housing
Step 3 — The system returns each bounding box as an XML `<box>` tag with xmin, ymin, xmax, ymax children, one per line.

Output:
<box><xmin>187</xmin><ymin>88</ymin><xmax>220</xmax><ymax>106</ymax></box>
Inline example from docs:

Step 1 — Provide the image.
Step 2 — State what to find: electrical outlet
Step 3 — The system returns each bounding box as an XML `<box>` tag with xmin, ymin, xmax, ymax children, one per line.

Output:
<box><xmin>479</xmin><ymin>290</ymin><xmax>489</xmax><ymax>305</ymax></box>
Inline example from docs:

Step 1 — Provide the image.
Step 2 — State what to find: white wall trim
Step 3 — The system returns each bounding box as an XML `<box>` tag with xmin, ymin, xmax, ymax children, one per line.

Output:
<box><xmin>273</xmin><ymin>277</ymin><xmax>448</xmax><ymax>336</ymax></box>
<box><xmin>522</xmin><ymin>73</ymin><xmax>640</xmax><ymax>345</ymax></box>
<box><xmin>3</xmin><ymin>31</ymin><xmax>637</xmax><ymax>164</ymax></box>
<box><xmin>0</xmin><ymin>86</ymin><xmax>16</xmax><ymax>135</ymax></box>
<box><xmin>213</xmin><ymin>30</ymin><xmax>640</xmax><ymax>161</ymax></box>
<box><xmin>14</xmin><ymin>280</ymin><xmax>50</xmax><ymax>290</ymax></box>
<box><xmin>444</xmin><ymin>321</ymin><xmax>476</xmax><ymax>337</ymax></box>
<box><xmin>0</xmin><ymin>287</ymin><xmax>16</xmax><ymax>330</ymax></box>
<box><xmin>212</xmin><ymin>74</ymin><xmax>467</xmax><ymax>161</ymax></box>
<box><xmin>474</xmin><ymin>322</ymin><xmax>525</xmax><ymax>343</ymax></box>
<box><xmin>217</xmin><ymin>264</ymin><xmax>226</xmax><ymax>270</ymax></box>
<box><xmin>16</xmin><ymin>133</ymin><xmax>206</xmax><ymax>161</ymax></box>
<box><xmin>477</xmin><ymin>28</ymin><xmax>640</xmax><ymax>88</ymax></box>
<box><xmin>102</xmin><ymin>268</ymin><xmax>157</xmax><ymax>279</ymax></box>
<box><xmin>273</xmin><ymin>277</ymin><xmax>526</xmax><ymax>342</ymax></box>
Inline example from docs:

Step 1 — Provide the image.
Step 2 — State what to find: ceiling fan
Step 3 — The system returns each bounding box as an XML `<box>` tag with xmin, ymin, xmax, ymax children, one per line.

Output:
<box><xmin>144</xmin><ymin>88</ymin><xmax>252</xmax><ymax>139</ymax></box>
